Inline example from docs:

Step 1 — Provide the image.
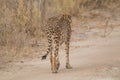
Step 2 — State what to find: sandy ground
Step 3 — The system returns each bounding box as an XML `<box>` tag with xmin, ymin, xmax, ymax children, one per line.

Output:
<box><xmin>0</xmin><ymin>21</ymin><xmax>120</xmax><ymax>80</ymax></box>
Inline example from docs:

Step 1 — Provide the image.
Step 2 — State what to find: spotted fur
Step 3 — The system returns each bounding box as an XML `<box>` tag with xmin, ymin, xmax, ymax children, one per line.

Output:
<box><xmin>42</xmin><ymin>14</ymin><xmax>72</xmax><ymax>73</ymax></box>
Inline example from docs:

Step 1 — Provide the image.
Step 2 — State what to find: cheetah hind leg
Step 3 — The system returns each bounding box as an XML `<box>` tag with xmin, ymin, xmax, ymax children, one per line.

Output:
<box><xmin>56</xmin><ymin>61</ymin><xmax>60</xmax><ymax>70</ymax></box>
<box><xmin>52</xmin><ymin>61</ymin><xmax>60</xmax><ymax>73</ymax></box>
<box><xmin>52</xmin><ymin>62</ymin><xmax>60</xmax><ymax>73</ymax></box>
<box><xmin>66</xmin><ymin>63</ymin><xmax>72</xmax><ymax>69</ymax></box>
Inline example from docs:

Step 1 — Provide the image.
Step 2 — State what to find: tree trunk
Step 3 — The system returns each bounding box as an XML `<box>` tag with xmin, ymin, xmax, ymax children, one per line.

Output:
<box><xmin>39</xmin><ymin>0</ymin><xmax>46</xmax><ymax>26</ymax></box>
<box><xmin>30</xmin><ymin>0</ymin><xmax>33</xmax><ymax>25</ymax></box>
<box><xmin>73</xmin><ymin>0</ymin><xmax>80</xmax><ymax>16</ymax></box>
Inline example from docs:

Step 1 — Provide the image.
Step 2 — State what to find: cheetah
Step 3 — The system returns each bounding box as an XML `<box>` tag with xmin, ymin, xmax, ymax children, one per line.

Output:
<box><xmin>42</xmin><ymin>14</ymin><xmax>72</xmax><ymax>73</ymax></box>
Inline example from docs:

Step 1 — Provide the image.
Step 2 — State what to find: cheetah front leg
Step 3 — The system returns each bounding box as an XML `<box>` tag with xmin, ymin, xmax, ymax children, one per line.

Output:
<box><xmin>65</xmin><ymin>41</ymin><xmax>72</xmax><ymax>69</ymax></box>
<box><xmin>65</xmin><ymin>31</ymin><xmax>72</xmax><ymax>69</ymax></box>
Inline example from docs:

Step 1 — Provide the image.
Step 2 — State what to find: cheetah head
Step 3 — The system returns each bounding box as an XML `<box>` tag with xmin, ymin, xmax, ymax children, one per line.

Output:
<box><xmin>62</xmin><ymin>14</ymin><xmax>72</xmax><ymax>23</ymax></box>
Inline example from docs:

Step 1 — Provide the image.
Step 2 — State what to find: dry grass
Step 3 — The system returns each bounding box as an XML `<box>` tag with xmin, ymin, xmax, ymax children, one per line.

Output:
<box><xmin>0</xmin><ymin>0</ymin><xmax>120</xmax><ymax>63</ymax></box>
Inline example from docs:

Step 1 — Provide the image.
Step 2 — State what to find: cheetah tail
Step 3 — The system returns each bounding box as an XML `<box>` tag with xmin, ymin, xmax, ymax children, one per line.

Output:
<box><xmin>41</xmin><ymin>54</ymin><xmax>48</xmax><ymax>60</ymax></box>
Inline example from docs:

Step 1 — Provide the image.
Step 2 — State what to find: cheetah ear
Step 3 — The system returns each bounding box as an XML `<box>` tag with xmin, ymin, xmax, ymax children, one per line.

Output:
<box><xmin>62</xmin><ymin>14</ymin><xmax>66</xmax><ymax>19</ymax></box>
<box><xmin>68</xmin><ymin>15</ymin><xmax>72</xmax><ymax>23</ymax></box>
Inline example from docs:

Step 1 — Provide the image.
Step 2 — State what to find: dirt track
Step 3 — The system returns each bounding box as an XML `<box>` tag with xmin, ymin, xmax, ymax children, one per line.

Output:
<box><xmin>0</xmin><ymin>24</ymin><xmax>120</xmax><ymax>80</ymax></box>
